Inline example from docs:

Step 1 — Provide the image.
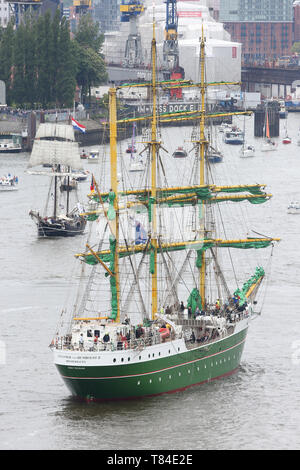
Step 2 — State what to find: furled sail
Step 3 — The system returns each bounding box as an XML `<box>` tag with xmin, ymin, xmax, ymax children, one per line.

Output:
<box><xmin>35</xmin><ymin>123</ymin><xmax>76</xmax><ymax>141</ymax></box>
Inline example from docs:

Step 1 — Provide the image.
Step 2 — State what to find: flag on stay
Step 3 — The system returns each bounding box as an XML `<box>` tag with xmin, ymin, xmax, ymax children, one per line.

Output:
<box><xmin>71</xmin><ymin>117</ymin><xmax>86</xmax><ymax>133</ymax></box>
<box><xmin>135</xmin><ymin>221</ymin><xmax>147</xmax><ymax>245</ymax></box>
<box><xmin>90</xmin><ymin>175</ymin><xmax>95</xmax><ymax>191</ymax></box>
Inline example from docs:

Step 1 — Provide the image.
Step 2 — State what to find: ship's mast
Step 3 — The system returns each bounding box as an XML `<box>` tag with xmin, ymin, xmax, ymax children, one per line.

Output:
<box><xmin>150</xmin><ymin>20</ymin><xmax>158</xmax><ymax>320</ymax></box>
<box><xmin>109</xmin><ymin>86</ymin><xmax>120</xmax><ymax>323</ymax></box>
<box><xmin>199</xmin><ymin>27</ymin><xmax>207</xmax><ymax>307</ymax></box>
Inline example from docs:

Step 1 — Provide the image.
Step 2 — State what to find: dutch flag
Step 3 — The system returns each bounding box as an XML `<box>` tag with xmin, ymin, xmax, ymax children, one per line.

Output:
<box><xmin>71</xmin><ymin>117</ymin><xmax>86</xmax><ymax>133</ymax></box>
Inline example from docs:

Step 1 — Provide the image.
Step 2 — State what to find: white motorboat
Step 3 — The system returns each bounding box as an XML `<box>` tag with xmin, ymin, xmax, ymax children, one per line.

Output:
<box><xmin>88</xmin><ymin>150</ymin><xmax>99</xmax><ymax>163</ymax></box>
<box><xmin>0</xmin><ymin>175</ymin><xmax>18</xmax><ymax>191</ymax></box>
<box><xmin>287</xmin><ymin>202</ymin><xmax>300</xmax><ymax>214</ymax></box>
<box><xmin>240</xmin><ymin>144</ymin><xmax>255</xmax><ymax>158</ymax></box>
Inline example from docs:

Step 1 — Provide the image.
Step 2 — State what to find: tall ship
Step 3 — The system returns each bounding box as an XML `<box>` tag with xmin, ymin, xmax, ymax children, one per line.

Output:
<box><xmin>27</xmin><ymin>122</ymin><xmax>87</xmax><ymax>237</ymax></box>
<box><xmin>52</xmin><ymin>27</ymin><xmax>279</xmax><ymax>401</ymax></box>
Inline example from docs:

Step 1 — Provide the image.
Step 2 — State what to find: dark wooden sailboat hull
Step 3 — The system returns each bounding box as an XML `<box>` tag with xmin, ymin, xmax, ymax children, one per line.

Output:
<box><xmin>29</xmin><ymin>211</ymin><xmax>86</xmax><ymax>237</ymax></box>
<box><xmin>37</xmin><ymin>218</ymin><xmax>86</xmax><ymax>237</ymax></box>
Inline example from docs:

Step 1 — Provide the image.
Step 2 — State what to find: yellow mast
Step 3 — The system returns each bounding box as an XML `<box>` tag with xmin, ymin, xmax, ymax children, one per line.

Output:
<box><xmin>199</xmin><ymin>27</ymin><xmax>207</xmax><ymax>306</ymax></box>
<box><xmin>150</xmin><ymin>21</ymin><xmax>158</xmax><ymax>320</ymax></box>
<box><xmin>109</xmin><ymin>86</ymin><xmax>120</xmax><ymax>323</ymax></box>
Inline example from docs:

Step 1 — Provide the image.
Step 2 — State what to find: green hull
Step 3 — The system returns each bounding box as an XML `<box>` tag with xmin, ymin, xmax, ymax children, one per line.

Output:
<box><xmin>54</xmin><ymin>326</ymin><xmax>247</xmax><ymax>401</ymax></box>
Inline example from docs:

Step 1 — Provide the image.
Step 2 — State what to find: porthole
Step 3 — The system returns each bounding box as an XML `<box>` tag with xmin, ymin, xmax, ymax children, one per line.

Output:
<box><xmin>152</xmin><ymin>353</ymin><xmax>155</xmax><ymax>357</ymax></box>
<box><xmin>178</xmin><ymin>347</ymin><xmax>180</xmax><ymax>352</ymax></box>
<box><xmin>148</xmin><ymin>354</ymin><xmax>150</xmax><ymax>358</ymax></box>
<box><xmin>139</xmin><ymin>356</ymin><xmax>141</xmax><ymax>360</ymax></box>
<box><xmin>121</xmin><ymin>358</ymin><xmax>124</xmax><ymax>362</ymax></box>
<box><xmin>188</xmin><ymin>369</ymin><xmax>190</xmax><ymax>374</ymax></box>
<box><xmin>169</xmin><ymin>375</ymin><xmax>172</xmax><ymax>379</ymax></box>
<box><xmin>168</xmin><ymin>350</ymin><xmax>171</xmax><ymax>354</ymax></box>
<box><xmin>128</xmin><ymin>357</ymin><xmax>130</xmax><ymax>361</ymax></box>
<box><xmin>197</xmin><ymin>367</ymin><xmax>200</xmax><ymax>371</ymax></box>
<box><xmin>204</xmin><ymin>364</ymin><xmax>206</xmax><ymax>368</ymax></box>
<box><xmin>211</xmin><ymin>363</ymin><xmax>213</xmax><ymax>367</ymax></box>
<box><xmin>113</xmin><ymin>358</ymin><xmax>116</xmax><ymax>363</ymax></box>
<box><xmin>178</xmin><ymin>372</ymin><xmax>181</xmax><ymax>376</ymax></box>
<box><xmin>149</xmin><ymin>379</ymin><xmax>152</xmax><ymax>383</ymax></box>
<box><xmin>159</xmin><ymin>377</ymin><xmax>162</xmax><ymax>382</ymax></box>
<box><xmin>158</xmin><ymin>352</ymin><xmax>161</xmax><ymax>356</ymax></box>
<box><xmin>137</xmin><ymin>381</ymin><xmax>140</xmax><ymax>385</ymax></box>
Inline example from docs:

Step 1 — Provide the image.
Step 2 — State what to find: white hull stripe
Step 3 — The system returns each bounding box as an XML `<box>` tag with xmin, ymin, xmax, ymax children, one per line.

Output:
<box><xmin>60</xmin><ymin>337</ymin><xmax>246</xmax><ymax>381</ymax></box>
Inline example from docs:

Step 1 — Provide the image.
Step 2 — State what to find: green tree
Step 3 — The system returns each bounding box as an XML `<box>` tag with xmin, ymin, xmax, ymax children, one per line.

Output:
<box><xmin>0</xmin><ymin>20</ymin><xmax>15</xmax><ymax>105</ymax></box>
<box><xmin>74</xmin><ymin>13</ymin><xmax>104</xmax><ymax>53</ymax></box>
<box><xmin>73</xmin><ymin>14</ymin><xmax>107</xmax><ymax>104</ymax></box>
<box><xmin>35</xmin><ymin>12</ymin><xmax>54</xmax><ymax>106</ymax></box>
<box><xmin>55</xmin><ymin>16</ymin><xmax>77</xmax><ymax>107</ymax></box>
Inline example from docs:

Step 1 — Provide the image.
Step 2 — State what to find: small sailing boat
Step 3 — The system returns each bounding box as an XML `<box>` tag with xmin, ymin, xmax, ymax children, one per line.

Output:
<box><xmin>129</xmin><ymin>123</ymin><xmax>145</xmax><ymax>172</ymax></box>
<box><xmin>239</xmin><ymin>144</ymin><xmax>255</xmax><ymax>158</ymax></box>
<box><xmin>261</xmin><ymin>110</ymin><xmax>277</xmax><ymax>152</ymax></box>
<box><xmin>173</xmin><ymin>146</ymin><xmax>187</xmax><ymax>158</ymax></box>
<box><xmin>27</xmin><ymin>122</ymin><xmax>87</xmax><ymax>237</ymax></box>
<box><xmin>52</xmin><ymin>26</ymin><xmax>280</xmax><ymax>402</ymax></box>
<box><xmin>239</xmin><ymin>97</ymin><xmax>255</xmax><ymax>158</ymax></box>
<box><xmin>206</xmin><ymin>122</ymin><xmax>223</xmax><ymax>163</ymax></box>
<box><xmin>282</xmin><ymin>120</ymin><xmax>291</xmax><ymax>144</ymax></box>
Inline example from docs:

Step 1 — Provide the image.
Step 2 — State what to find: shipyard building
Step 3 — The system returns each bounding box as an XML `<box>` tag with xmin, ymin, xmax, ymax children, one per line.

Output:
<box><xmin>103</xmin><ymin>0</ymin><xmax>242</xmax><ymax>84</ymax></box>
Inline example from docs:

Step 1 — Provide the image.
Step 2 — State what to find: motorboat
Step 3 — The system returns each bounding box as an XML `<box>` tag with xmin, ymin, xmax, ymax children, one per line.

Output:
<box><xmin>282</xmin><ymin>136</ymin><xmax>292</xmax><ymax>144</ymax></box>
<box><xmin>80</xmin><ymin>149</ymin><xmax>88</xmax><ymax>159</ymax></box>
<box><xmin>129</xmin><ymin>161</ymin><xmax>145</xmax><ymax>172</ymax></box>
<box><xmin>239</xmin><ymin>144</ymin><xmax>255</xmax><ymax>158</ymax></box>
<box><xmin>126</xmin><ymin>145</ymin><xmax>137</xmax><ymax>154</ymax></box>
<box><xmin>0</xmin><ymin>138</ymin><xmax>22</xmax><ymax>153</ymax></box>
<box><xmin>223</xmin><ymin>127</ymin><xmax>244</xmax><ymax>145</ymax></box>
<box><xmin>0</xmin><ymin>174</ymin><xmax>18</xmax><ymax>191</ymax></box>
<box><xmin>88</xmin><ymin>150</ymin><xmax>99</xmax><ymax>163</ymax></box>
<box><xmin>172</xmin><ymin>147</ymin><xmax>187</xmax><ymax>158</ymax></box>
<box><xmin>287</xmin><ymin>202</ymin><xmax>300</xmax><ymax>214</ymax></box>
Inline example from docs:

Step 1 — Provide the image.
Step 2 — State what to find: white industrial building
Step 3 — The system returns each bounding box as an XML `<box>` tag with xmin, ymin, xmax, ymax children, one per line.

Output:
<box><xmin>103</xmin><ymin>0</ymin><xmax>241</xmax><ymax>84</ymax></box>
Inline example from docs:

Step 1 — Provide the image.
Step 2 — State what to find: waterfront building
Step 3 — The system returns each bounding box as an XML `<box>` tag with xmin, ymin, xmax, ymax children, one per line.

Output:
<box><xmin>219</xmin><ymin>0</ymin><xmax>294</xmax><ymax>64</ymax></box>
<box><xmin>94</xmin><ymin>0</ymin><xmax>121</xmax><ymax>32</ymax></box>
<box><xmin>0</xmin><ymin>0</ymin><xmax>10</xmax><ymax>27</ymax></box>
<box><xmin>293</xmin><ymin>1</ymin><xmax>300</xmax><ymax>42</ymax></box>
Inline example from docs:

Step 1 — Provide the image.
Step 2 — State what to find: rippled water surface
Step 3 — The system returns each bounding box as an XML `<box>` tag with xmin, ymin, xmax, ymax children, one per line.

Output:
<box><xmin>1</xmin><ymin>114</ymin><xmax>300</xmax><ymax>450</ymax></box>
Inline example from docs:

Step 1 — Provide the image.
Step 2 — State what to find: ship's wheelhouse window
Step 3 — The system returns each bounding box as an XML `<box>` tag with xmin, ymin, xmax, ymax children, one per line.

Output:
<box><xmin>94</xmin><ymin>330</ymin><xmax>100</xmax><ymax>337</ymax></box>
<box><xmin>87</xmin><ymin>329</ymin><xmax>93</xmax><ymax>337</ymax></box>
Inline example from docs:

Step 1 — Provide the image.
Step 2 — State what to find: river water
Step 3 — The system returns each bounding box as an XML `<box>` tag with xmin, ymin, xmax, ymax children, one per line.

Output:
<box><xmin>1</xmin><ymin>113</ymin><xmax>300</xmax><ymax>451</ymax></box>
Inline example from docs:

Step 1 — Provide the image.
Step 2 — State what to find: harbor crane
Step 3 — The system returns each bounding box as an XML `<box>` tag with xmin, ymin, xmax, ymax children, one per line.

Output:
<box><xmin>120</xmin><ymin>0</ymin><xmax>144</xmax><ymax>67</ymax></box>
<box><xmin>163</xmin><ymin>0</ymin><xmax>184</xmax><ymax>97</ymax></box>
